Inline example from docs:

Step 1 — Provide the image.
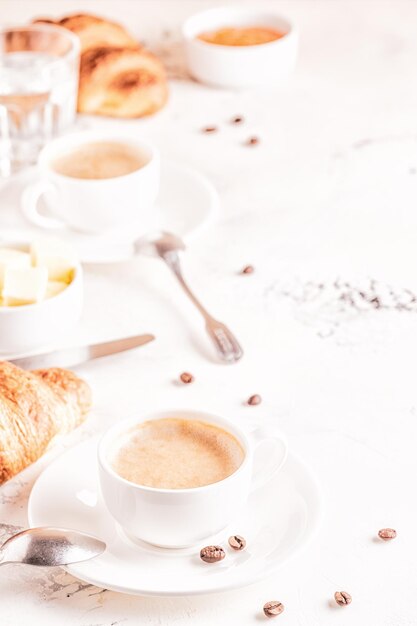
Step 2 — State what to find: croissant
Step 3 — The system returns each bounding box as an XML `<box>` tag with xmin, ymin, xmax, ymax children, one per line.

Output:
<box><xmin>78</xmin><ymin>46</ymin><xmax>168</xmax><ymax>118</ymax></box>
<box><xmin>33</xmin><ymin>13</ymin><xmax>168</xmax><ymax>118</ymax></box>
<box><xmin>0</xmin><ymin>361</ymin><xmax>91</xmax><ymax>485</ymax></box>
<box><xmin>33</xmin><ymin>14</ymin><xmax>138</xmax><ymax>52</ymax></box>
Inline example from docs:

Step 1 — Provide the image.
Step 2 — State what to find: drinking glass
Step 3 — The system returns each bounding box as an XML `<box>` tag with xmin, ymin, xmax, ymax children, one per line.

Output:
<box><xmin>0</xmin><ymin>24</ymin><xmax>80</xmax><ymax>177</ymax></box>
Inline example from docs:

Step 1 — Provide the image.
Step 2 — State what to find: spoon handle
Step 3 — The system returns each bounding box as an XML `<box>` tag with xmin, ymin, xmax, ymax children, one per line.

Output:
<box><xmin>161</xmin><ymin>251</ymin><xmax>243</xmax><ymax>363</ymax></box>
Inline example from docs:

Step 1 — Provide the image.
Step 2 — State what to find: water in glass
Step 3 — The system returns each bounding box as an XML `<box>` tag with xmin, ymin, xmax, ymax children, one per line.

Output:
<box><xmin>0</xmin><ymin>25</ymin><xmax>79</xmax><ymax>177</ymax></box>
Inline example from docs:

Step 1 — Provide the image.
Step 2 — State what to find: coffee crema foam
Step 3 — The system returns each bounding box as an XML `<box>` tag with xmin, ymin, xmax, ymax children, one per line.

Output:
<box><xmin>108</xmin><ymin>418</ymin><xmax>245</xmax><ymax>489</ymax></box>
<box><xmin>51</xmin><ymin>141</ymin><xmax>147</xmax><ymax>180</ymax></box>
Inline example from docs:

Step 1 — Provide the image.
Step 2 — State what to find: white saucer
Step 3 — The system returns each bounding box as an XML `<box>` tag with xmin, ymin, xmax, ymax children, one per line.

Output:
<box><xmin>2</xmin><ymin>161</ymin><xmax>218</xmax><ymax>264</ymax></box>
<box><xmin>28</xmin><ymin>437</ymin><xmax>323</xmax><ymax>597</ymax></box>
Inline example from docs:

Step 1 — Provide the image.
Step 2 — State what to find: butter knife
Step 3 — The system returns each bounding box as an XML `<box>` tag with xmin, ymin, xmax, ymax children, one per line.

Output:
<box><xmin>10</xmin><ymin>334</ymin><xmax>155</xmax><ymax>370</ymax></box>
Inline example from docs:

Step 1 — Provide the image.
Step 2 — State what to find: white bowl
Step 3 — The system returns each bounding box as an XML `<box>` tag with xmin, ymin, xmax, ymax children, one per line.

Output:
<box><xmin>0</xmin><ymin>243</ymin><xmax>83</xmax><ymax>355</ymax></box>
<box><xmin>183</xmin><ymin>7</ymin><xmax>298</xmax><ymax>89</ymax></box>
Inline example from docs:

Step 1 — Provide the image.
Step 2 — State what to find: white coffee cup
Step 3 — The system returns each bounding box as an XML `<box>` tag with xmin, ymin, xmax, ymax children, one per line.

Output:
<box><xmin>21</xmin><ymin>131</ymin><xmax>160</xmax><ymax>235</ymax></box>
<box><xmin>98</xmin><ymin>409</ymin><xmax>288</xmax><ymax>548</ymax></box>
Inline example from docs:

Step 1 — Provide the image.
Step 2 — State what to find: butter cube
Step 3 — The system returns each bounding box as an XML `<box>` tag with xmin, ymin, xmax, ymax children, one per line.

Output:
<box><xmin>31</xmin><ymin>238</ymin><xmax>77</xmax><ymax>283</ymax></box>
<box><xmin>46</xmin><ymin>280</ymin><xmax>67</xmax><ymax>299</ymax></box>
<box><xmin>3</xmin><ymin>267</ymin><xmax>48</xmax><ymax>305</ymax></box>
<box><xmin>0</xmin><ymin>249</ymin><xmax>31</xmax><ymax>289</ymax></box>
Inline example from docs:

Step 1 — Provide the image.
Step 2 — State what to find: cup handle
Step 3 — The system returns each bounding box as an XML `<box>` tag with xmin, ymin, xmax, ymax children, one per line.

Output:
<box><xmin>249</xmin><ymin>426</ymin><xmax>288</xmax><ymax>492</ymax></box>
<box><xmin>21</xmin><ymin>181</ymin><xmax>66</xmax><ymax>230</ymax></box>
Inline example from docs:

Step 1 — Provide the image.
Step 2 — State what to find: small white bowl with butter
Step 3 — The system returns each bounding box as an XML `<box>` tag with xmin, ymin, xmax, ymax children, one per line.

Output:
<box><xmin>0</xmin><ymin>238</ymin><xmax>83</xmax><ymax>354</ymax></box>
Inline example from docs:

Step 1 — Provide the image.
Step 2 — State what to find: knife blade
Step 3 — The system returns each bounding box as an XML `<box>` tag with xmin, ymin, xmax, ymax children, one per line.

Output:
<box><xmin>10</xmin><ymin>334</ymin><xmax>155</xmax><ymax>370</ymax></box>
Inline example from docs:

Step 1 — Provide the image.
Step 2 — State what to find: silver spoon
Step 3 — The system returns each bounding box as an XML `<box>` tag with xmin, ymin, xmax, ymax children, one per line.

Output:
<box><xmin>136</xmin><ymin>232</ymin><xmax>243</xmax><ymax>363</ymax></box>
<box><xmin>0</xmin><ymin>527</ymin><xmax>106</xmax><ymax>567</ymax></box>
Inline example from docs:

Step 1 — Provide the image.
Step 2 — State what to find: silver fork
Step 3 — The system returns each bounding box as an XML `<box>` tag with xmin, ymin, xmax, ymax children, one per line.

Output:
<box><xmin>136</xmin><ymin>232</ymin><xmax>243</xmax><ymax>363</ymax></box>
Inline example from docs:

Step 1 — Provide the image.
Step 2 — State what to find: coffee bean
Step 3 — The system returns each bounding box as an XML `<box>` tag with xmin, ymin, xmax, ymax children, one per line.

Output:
<box><xmin>248</xmin><ymin>394</ymin><xmax>262</xmax><ymax>406</ymax></box>
<box><xmin>202</xmin><ymin>126</ymin><xmax>217</xmax><ymax>133</ymax></box>
<box><xmin>232</xmin><ymin>115</ymin><xmax>244</xmax><ymax>124</ymax></box>
<box><xmin>334</xmin><ymin>591</ymin><xmax>352</xmax><ymax>606</ymax></box>
<box><xmin>378</xmin><ymin>528</ymin><xmax>397</xmax><ymax>540</ymax></box>
<box><xmin>241</xmin><ymin>265</ymin><xmax>254</xmax><ymax>274</ymax></box>
<box><xmin>200</xmin><ymin>545</ymin><xmax>225</xmax><ymax>563</ymax></box>
<box><xmin>228</xmin><ymin>535</ymin><xmax>246</xmax><ymax>550</ymax></box>
<box><xmin>246</xmin><ymin>136</ymin><xmax>260</xmax><ymax>146</ymax></box>
<box><xmin>263</xmin><ymin>601</ymin><xmax>284</xmax><ymax>618</ymax></box>
<box><xmin>180</xmin><ymin>372</ymin><xmax>194</xmax><ymax>384</ymax></box>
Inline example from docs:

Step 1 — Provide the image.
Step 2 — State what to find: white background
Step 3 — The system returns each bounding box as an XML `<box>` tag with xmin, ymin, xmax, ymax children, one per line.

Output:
<box><xmin>1</xmin><ymin>1</ymin><xmax>417</xmax><ymax>624</ymax></box>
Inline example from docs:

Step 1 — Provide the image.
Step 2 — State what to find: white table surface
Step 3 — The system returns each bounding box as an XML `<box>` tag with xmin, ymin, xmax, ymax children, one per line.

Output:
<box><xmin>1</xmin><ymin>0</ymin><xmax>417</xmax><ymax>624</ymax></box>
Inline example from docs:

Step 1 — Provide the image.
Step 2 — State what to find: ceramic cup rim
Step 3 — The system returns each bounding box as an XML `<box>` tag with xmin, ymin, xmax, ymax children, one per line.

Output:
<box><xmin>98</xmin><ymin>409</ymin><xmax>252</xmax><ymax>495</ymax></box>
<box><xmin>38</xmin><ymin>131</ymin><xmax>159</xmax><ymax>186</ymax></box>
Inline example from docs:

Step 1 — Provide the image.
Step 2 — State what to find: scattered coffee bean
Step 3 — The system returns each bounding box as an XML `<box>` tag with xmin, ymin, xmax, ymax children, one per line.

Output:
<box><xmin>228</xmin><ymin>535</ymin><xmax>246</xmax><ymax>550</ymax></box>
<box><xmin>246</xmin><ymin>136</ymin><xmax>260</xmax><ymax>146</ymax></box>
<box><xmin>378</xmin><ymin>528</ymin><xmax>397</xmax><ymax>540</ymax></box>
<box><xmin>180</xmin><ymin>372</ymin><xmax>194</xmax><ymax>384</ymax></box>
<box><xmin>232</xmin><ymin>115</ymin><xmax>244</xmax><ymax>124</ymax></box>
<box><xmin>334</xmin><ymin>591</ymin><xmax>352</xmax><ymax>606</ymax></box>
<box><xmin>248</xmin><ymin>394</ymin><xmax>262</xmax><ymax>406</ymax></box>
<box><xmin>202</xmin><ymin>126</ymin><xmax>217</xmax><ymax>133</ymax></box>
<box><xmin>200</xmin><ymin>545</ymin><xmax>225</xmax><ymax>563</ymax></box>
<box><xmin>241</xmin><ymin>265</ymin><xmax>254</xmax><ymax>274</ymax></box>
<box><xmin>263</xmin><ymin>601</ymin><xmax>284</xmax><ymax>618</ymax></box>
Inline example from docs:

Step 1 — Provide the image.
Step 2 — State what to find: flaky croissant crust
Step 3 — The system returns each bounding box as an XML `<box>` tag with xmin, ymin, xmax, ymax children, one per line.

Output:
<box><xmin>0</xmin><ymin>361</ymin><xmax>91</xmax><ymax>484</ymax></box>
<box><xmin>33</xmin><ymin>12</ymin><xmax>169</xmax><ymax>118</ymax></box>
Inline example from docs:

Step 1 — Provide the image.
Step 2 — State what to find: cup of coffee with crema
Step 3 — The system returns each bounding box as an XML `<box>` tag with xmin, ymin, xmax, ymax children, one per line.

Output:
<box><xmin>98</xmin><ymin>410</ymin><xmax>287</xmax><ymax>548</ymax></box>
<box><xmin>21</xmin><ymin>131</ymin><xmax>159</xmax><ymax>234</ymax></box>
